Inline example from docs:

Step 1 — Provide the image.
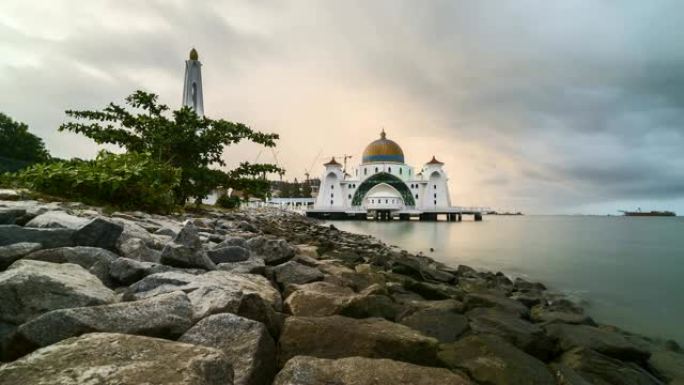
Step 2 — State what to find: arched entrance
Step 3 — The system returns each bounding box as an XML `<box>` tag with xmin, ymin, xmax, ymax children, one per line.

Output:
<box><xmin>351</xmin><ymin>172</ymin><xmax>415</xmax><ymax>207</ymax></box>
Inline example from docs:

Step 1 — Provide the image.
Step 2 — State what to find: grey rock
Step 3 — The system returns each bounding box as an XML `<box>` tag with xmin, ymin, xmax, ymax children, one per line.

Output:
<box><xmin>215</xmin><ymin>236</ymin><xmax>248</xmax><ymax>248</ymax></box>
<box><xmin>125</xmin><ymin>270</ymin><xmax>282</xmax><ymax>312</ymax></box>
<box><xmin>72</xmin><ymin>217</ymin><xmax>124</xmax><ymax>250</ymax></box>
<box><xmin>0</xmin><ymin>208</ymin><xmax>26</xmax><ymax>225</ymax></box>
<box><xmin>284</xmin><ymin>281</ymin><xmax>357</xmax><ymax>316</ymax></box>
<box><xmin>278</xmin><ymin>315</ymin><xmax>439</xmax><ymax>367</ymax></box>
<box><xmin>463</xmin><ymin>292</ymin><xmax>529</xmax><ymax>317</ymax></box>
<box><xmin>649</xmin><ymin>349</ymin><xmax>684</xmax><ymax>384</ymax></box>
<box><xmin>273</xmin><ymin>356</ymin><xmax>471</xmax><ymax>385</ymax></box>
<box><xmin>531</xmin><ymin>301</ymin><xmax>595</xmax><ymax>325</ymax></box>
<box><xmin>160</xmin><ymin>223</ymin><xmax>216</xmax><ymax>270</ymax></box>
<box><xmin>208</xmin><ymin>245</ymin><xmax>250</xmax><ymax>264</ymax></box>
<box><xmin>154</xmin><ymin>227</ymin><xmax>177</xmax><ymax>237</ymax></box>
<box><xmin>339</xmin><ymin>294</ymin><xmax>404</xmax><ymax>321</ymax></box>
<box><xmin>0</xmin><ymin>242</ymin><xmax>42</xmax><ymax>270</ymax></box>
<box><xmin>245</xmin><ymin>236</ymin><xmax>295</xmax><ymax>265</ymax></box>
<box><xmin>549</xmin><ymin>363</ymin><xmax>594</xmax><ymax>385</ymax></box>
<box><xmin>545</xmin><ymin>323</ymin><xmax>650</xmax><ymax>362</ymax></box>
<box><xmin>24</xmin><ymin>211</ymin><xmax>89</xmax><ymax>229</ymax></box>
<box><xmin>400</xmin><ymin>300</ymin><xmax>469</xmax><ymax>343</ymax></box>
<box><xmin>0</xmin><ymin>333</ymin><xmax>233</xmax><ymax>385</ymax></box>
<box><xmin>24</xmin><ymin>246</ymin><xmax>118</xmax><ymax>285</ymax></box>
<box><xmin>271</xmin><ymin>261</ymin><xmax>324</xmax><ymax>288</ymax></box>
<box><xmin>117</xmin><ymin>237</ymin><xmax>161</xmax><ymax>262</ymax></box>
<box><xmin>0</xmin><ymin>260</ymin><xmax>116</xmax><ymax>324</ymax></box>
<box><xmin>0</xmin><ymin>189</ymin><xmax>20</xmax><ymax>201</ymax></box>
<box><xmin>217</xmin><ymin>256</ymin><xmax>266</xmax><ymax>275</ymax></box>
<box><xmin>109</xmin><ymin>257</ymin><xmax>172</xmax><ymax>285</ymax></box>
<box><xmin>467</xmin><ymin>307</ymin><xmax>556</xmax><ymax>360</ymax></box>
<box><xmin>560</xmin><ymin>347</ymin><xmax>662</xmax><ymax>385</ymax></box>
<box><xmin>0</xmin><ymin>225</ymin><xmax>75</xmax><ymax>248</ymax></box>
<box><xmin>439</xmin><ymin>334</ymin><xmax>555</xmax><ymax>385</ymax></box>
<box><xmin>9</xmin><ymin>291</ymin><xmax>194</xmax><ymax>359</ymax></box>
<box><xmin>180</xmin><ymin>313</ymin><xmax>276</xmax><ymax>385</ymax></box>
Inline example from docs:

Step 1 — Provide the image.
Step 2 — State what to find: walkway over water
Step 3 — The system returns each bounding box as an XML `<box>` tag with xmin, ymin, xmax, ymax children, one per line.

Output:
<box><xmin>307</xmin><ymin>206</ymin><xmax>489</xmax><ymax>221</ymax></box>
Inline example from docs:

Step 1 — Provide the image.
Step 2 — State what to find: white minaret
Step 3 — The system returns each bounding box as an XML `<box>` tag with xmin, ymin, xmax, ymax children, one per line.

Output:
<box><xmin>182</xmin><ymin>48</ymin><xmax>204</xmax><ymax>117</ymax></box>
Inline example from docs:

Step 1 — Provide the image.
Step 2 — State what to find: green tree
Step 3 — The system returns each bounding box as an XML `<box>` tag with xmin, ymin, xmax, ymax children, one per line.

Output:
<box><xmin>59</xmin><ymin>91</ymin><xmax>282</xmax><ymax>204</ymax></box>
<box><xmin>0</xmin><ymin>113</ymin><xmax>50</xmax><ymax>171</ymax></box>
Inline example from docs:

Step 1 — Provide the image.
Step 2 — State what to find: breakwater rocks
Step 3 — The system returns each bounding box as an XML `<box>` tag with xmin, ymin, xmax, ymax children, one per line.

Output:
<box><xmin>0</xmin><ymin>194</ymin><xmax>682</xmax><ymax>385</ymax></box>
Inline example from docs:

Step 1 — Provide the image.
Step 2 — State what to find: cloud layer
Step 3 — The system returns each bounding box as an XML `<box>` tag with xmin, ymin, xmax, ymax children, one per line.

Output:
<box><xmin>2</xmin><ymin>0</ymin><xmax>683</xmax><ymax>213</ymax></box>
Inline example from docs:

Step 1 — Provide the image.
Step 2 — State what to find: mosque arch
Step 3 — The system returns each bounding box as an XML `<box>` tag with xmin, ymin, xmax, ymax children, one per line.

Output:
<box><xmin>351</xmin><ymin>172</ymin><xmax>415</xmax><ymax>206</ymax></box>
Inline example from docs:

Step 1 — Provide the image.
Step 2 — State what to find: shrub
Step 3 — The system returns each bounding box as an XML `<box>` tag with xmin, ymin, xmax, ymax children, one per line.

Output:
<box><xmin>216</xmin><ymin>194</ymin><xmax>241</xmax><ymax>209</ymax></box>
<box><xmin>15</xmin><ymin>151</ymin><xmax>181</xmax><ymax>213</ymax></box>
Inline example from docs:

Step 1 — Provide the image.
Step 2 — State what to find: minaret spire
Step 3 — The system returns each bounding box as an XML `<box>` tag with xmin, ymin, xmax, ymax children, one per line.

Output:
<box><xmin>182</xmin><ymin>48</ymin><xmax>204</xmax><ymax>117</ymax></box>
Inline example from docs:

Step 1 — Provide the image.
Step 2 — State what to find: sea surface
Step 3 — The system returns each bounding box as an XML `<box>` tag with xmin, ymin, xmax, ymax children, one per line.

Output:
<box><xmin>325</xmin><ymin>215</ymin><xmax>684</xmax><ymax>345</ymax></box>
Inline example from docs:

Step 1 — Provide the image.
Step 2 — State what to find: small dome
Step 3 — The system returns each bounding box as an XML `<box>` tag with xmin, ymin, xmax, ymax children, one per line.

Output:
<box><xmin>189</xmin><ymin>48</ymin><xmax>199</xmax><ymax>60</ymax></box>
<box><xmin>362</xmin><ymin>130</ymin><xmax>404</xmax><ymax>163</ymax></box>
<box><xmin>426</xmin><ymin>156</ymin><xmax>444</xmax><ymax>165</ymax></box>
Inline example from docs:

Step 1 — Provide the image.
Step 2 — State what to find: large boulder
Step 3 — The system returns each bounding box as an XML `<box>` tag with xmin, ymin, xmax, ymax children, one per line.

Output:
<box><xmin>180</xmin><ymin>313</ymin><xmax>276</xmax><ymax>385</ymax></box>
<box><xmin>0</xmin><ymin>260</ymin><xmax>116</xmax><ymax>325</ymax></box>
<box><xmin>278</xmin><ymin>315</ymin><xmax>439</xmax><ymax>367</ymax></box>
<box><xmin>545</xmin><ymin>323</ymin><xmax>650</xmax><ymax>362</ymax></box>
<box><xmin>463</xmin><ymin>292</ymin><xmax>529</xmax><ymax>317</ymax></box>
<box><xmin>117</xmin><ymin>238</ymin><xmax>161</xmax><ymax>262</ymax></box>
<box><xmin>208</xmin><ymin>245</ymin><xmax>250</xmax><ymax>264</ymax></box>
<box><xmin>125</xmin><ymin>270</ymin><xmax>281</xmax><ymax>311</ymax></box>
<box><xmin>0</xmin><ymin>333</ymin><xmax>233</xmax><ymax>385</ymax></box>
<box><xmin>438</xmin><ymin>334</ymin><xmax>556</xmax><ymax>385</ymax></box>
<box><xmin>24</xmin><ymin>246</ymin><xmax>118</xmax><ymax>286</ymax></box>
<box><xmin>531</xmin><ymin>300</ymin><xmax>594</xmax><ymax>325</ymax></box>
<box><xmin>649</xmin><ymin>349</ymin><xmax>684</xmax><ymax>384</ymax></box>
<box><xmin>0</xmin><ymin>225</ymin><xmax>75</xmax><ymax>248</ymax></box>
<box><xmin>160</xmin><ymin>223</ymin><xmax>216</xmax><ymax>270</ymax></box>
<box><xmin>273</xmin><ymin>356</ymin><xmax>472</xmax><ymax>385</ymax></box>
<box><xmin>399</xmin><ymin>300</ymin><xmax>469</xmax><ymax>343</ymax></box>
<box><xmin>217</xmin><ymin>256</ymin><xmax>266</xmax><ymax>275</ymax></box>
<box><xmin>560</xmin><ymin>347</ymin><xmax>662</xmax><ymax>385</ymax></box>
<box><xmin>245</xmin><ymin>236</ymin><xmax>296</xmax><ymax>265</ymax></box>
<box><xmin>72</xmin><ymin>217</ymin><xmax>124</xmax><ymax>250</ymax></box>
<box><xmin>7</xmin><ymin>291</ymin><xmax>194</xmax><ymax>359</ymax></box>
<box><xmin>467</xmin><ymin>307</ymin><xmax>556</xmax><ymax>360</ymax></box>
<box><xmin>284</xmin><ymin>281</ymin><xmax>356</xmax><ymax>316</ymax></box>
<box><xmin>0</xmin><ymin>208</ymin><xmax>26</xmax><ymax>225</ymax></box>
<box><xmin>108</xmin><ymin>257</ymin><xmax>172</xmax><ymax>285</ymax></box>
<box><xmin>0</xmin><ymin>242</ymin><xmax>41</xmax><ymax>270</ymax></box>
<box><xmin>24</xmin><ymin>211</ymin><xmax>89</xmax><ymax>229</ymax></box>
<box><xmin>271</xmin><ymin>261</ymin><xmax>324</xmax><ymax>288</ymax></box>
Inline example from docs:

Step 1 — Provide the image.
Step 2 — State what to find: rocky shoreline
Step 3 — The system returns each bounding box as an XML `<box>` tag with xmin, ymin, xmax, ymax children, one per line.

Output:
<box><xmin>0</xmin><ymin>189</ymin><xmax>682</xmax><ymax>384</ymax></box>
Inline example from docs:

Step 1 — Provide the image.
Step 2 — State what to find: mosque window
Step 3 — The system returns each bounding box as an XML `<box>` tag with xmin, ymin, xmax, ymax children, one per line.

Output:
<box><xmin>408</xmin><ymin>169</ymin><xmax>411</xmax><ymax>176</ymax></box>
<box><xmin>330</xmin><ymin>200</ymin><xmax>333</xmax><ymax>205</ymax></box>
<box><xmin>364</xmin><ymin>168</ymin><xmax>367</xmax><ymax>175</ymax></box>
<box><xmin>371</xmin><ymin>199</ymin><xmax>374</xmax><ymax>203</ymax></box>
<box><xmin>388</xmin><ymin>167</ymin><xmax>392</xmax><ymax>173</ymax></box>
<box><xmin>375</xmin><ymin>167</ymin><xmax>378</xmax><ymax>173</ymax></box>
<box><xmin>415</xmin><ymin>194</ymin><xmax>418</xmax><ymax>199</ymax></box>
<box><xmin>348</xmin><ymin>194</ymin><xmax>351</xmax><ymax>199</ymax></box>
<box><xmin>434</xmin><ymin>193</ymin><xmax>437</xmax><ymax>198</ymax></box>
<box><xmin>385</xmin><ymin>199</ymin><xmax>388</xmax><ymax>204</ymax></box>
<box><xmin>433</xmin><ymin>184</ymin><xmax>436</xmax><ymax>189</ymax></box>
<box><xmin>434</xmin><ymin>200</ymin><xmax>437</xmax><ymax>205</ymax></box>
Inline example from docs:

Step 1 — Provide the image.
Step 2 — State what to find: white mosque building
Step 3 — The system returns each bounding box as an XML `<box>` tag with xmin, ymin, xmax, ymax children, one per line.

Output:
<box><xmin>308</xmin><ymin>130</ymin><xmax>480</xmax><ymax>221</ymax></box>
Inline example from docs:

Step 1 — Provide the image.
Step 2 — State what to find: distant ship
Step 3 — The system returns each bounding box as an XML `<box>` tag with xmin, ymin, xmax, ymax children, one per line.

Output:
<box><xmin>620</xmin><ymin>209</ymin><xmax>676</xmax><ymax>217</ymax></box>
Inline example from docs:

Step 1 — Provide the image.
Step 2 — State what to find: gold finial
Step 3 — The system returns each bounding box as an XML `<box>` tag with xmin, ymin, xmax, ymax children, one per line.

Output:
<box><xmin>380</xmin><ymin>128</ymin><xmax>386</xmax><ymax>139</ymax></box>
<box><xmin>189</xmin><ymin>48</ymin><xmax>199</xmax><ymax>60</ymax></box>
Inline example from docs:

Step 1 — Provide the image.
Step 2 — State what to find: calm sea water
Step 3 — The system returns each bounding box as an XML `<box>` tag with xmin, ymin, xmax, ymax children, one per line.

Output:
<box><xmin>325</xmin><ymin>215</ymin><xmax>684</xmax><ymax>345</ymax></box>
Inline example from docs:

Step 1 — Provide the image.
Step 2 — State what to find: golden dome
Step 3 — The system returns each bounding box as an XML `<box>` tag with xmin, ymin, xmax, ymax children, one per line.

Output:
<box><xmin>362</xmin><ymin>129</ymin><xmax>404</xmax><ymax>163</ymax></box>
<box><xmin>189</xmin><ymin>48</ymin><xmax>199</xmax><ymax>61</ymax></box>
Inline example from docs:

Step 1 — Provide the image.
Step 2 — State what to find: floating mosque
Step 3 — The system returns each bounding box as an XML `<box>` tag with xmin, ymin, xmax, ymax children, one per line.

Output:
<box><xmin>307</xmin><ymin>130</ymin><xmax>482</xmax><ymax>221</ymax></box>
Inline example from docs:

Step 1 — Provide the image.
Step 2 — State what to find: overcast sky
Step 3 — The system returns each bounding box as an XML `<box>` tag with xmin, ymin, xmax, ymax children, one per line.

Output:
<box><xmin>2</xmin><ymin>0</ymin><xmax>683</xmax><ymax>214</ymax></box>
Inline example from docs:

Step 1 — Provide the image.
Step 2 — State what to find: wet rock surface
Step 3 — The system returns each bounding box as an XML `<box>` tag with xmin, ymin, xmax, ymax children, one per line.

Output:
<box><xmin>0</xmin><ymin>193</ymin><xmax>679</xmax><ymax>384</ymax></box>
<box><xmin>274</xmin><ymin>356</ymin><xmax>472</xmax><ymax>385</ymax></box>
<box><xmin>0</xmin><ymin>333</ymin><xmax>233</xmax><ymax>385</ymax></box>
